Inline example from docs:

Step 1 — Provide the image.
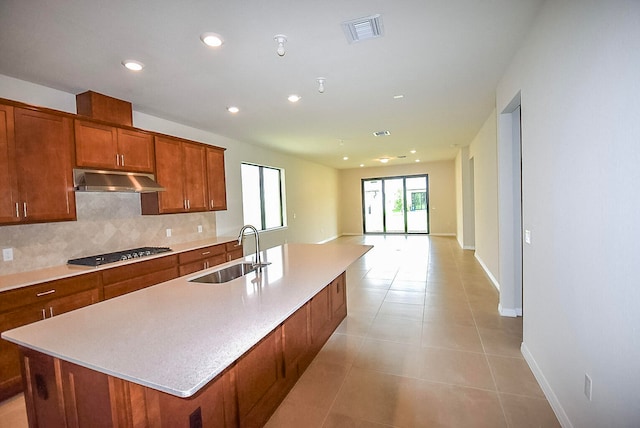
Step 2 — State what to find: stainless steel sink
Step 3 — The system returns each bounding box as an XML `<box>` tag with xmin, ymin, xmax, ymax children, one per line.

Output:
<box><xmin>189</xmin><ymin>263</ymin><xmax>257</xmax><ymax>284</ymax></box>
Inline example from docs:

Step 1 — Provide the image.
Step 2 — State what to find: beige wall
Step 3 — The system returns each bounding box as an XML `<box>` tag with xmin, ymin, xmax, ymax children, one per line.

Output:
<box><xmin>467</xmin><ymin>109</ymin><xmax>499</xmax><ymax>285</ymax></box>
<box><xmin>0</xmin><ymin>75</ymin><xmax>340</xmax><ymax>274</ymax></box>
<box><xmin>339</xmin><ymin>161</ymin><xmax>456</xmax><ymax>235</ymax></box>
<box><xmin>495</xmin><ymin>1</ymin><xmax>640</xmax><ymax>425</ymax></box>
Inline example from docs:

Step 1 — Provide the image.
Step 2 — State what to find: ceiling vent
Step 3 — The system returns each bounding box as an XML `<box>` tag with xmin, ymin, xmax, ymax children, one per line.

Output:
<box><xmin>373</xmin><ymin>130</ymin><xmax>391</xmax><ymax>137</ymax></box>
<box><xmin>342</xmin><ymin>14</ymin><xmax>384</xmax><ymax>44</ymax></box>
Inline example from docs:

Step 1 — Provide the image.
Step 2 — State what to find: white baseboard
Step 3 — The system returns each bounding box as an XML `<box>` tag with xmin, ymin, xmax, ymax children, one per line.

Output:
<box><xmin>474</xmin><ymin>253</ymin><xmax>501</xmax><ymax>291</ymax></box>
<box><xmin>498</xmin><ymin>304</ymin><xmax>519</xmax><ymax>317</ymax></box>
<box><xmin>430</xmin><ymin>233</ymin><xmax>456</xmax><ymax>236</ymax></box>
<box><xmin>317</xmin><ymin>234</ymin><xmax>340</xmax><ymax>244</ymax></box>
<box><xmin>521</xmin><ymin>342</ymin><xmax>572</xmax><ymax>428</ymax></box>
<box><xmin>462</xmin><ymin>245</ymin><xmax>475</xmax><ymax>250</ymax></box>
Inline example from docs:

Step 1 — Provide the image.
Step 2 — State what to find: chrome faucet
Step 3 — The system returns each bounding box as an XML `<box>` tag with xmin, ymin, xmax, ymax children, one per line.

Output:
<box><xmin>237</xmin><ymin>225</ymin><xmax>269</xmax><ymax>269</ymax></box>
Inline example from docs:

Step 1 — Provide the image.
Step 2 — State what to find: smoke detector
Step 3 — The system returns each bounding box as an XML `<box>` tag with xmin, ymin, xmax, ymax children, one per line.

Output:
<box><xmin>342</xmin><ymin>14</ymin><xmax>384</xmax><ymax>44</ymax></box>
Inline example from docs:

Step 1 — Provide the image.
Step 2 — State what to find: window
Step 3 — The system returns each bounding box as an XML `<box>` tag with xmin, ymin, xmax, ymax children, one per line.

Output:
<box><xmin>241</xmin><ymin>163</ymin><xmax>285</xmax><ymax>231</ymax></box>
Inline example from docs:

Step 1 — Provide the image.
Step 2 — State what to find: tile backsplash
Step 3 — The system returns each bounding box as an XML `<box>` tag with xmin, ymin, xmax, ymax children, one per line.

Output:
<box><xmin>0</xmin><ymin>192</ymin><xmax>217</xmax><ymax>275</ymax></box>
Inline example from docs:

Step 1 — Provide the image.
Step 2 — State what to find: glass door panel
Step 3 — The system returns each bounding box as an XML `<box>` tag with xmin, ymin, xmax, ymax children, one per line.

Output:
<box><xmin>384</xmin><ymin>178</ymin><xmax>405</xmax><ymax>233</ymax></box>
<box><xmin>363</xmin><ymin>180</ymin><xmax>383</xmax><ymax>233</ymax></box>
<box><xmin>362</xmin><ymin>175</ymin><xmax>429</xmax><ymax>234</ymax></box>
<box><xmin>406</xmin><ymin>176</ymin><xmax>428</xmax><ymax>233</ymax></box>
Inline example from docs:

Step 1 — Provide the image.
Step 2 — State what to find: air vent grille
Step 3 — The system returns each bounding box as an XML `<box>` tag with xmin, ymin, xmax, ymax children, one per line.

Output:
<box><xmin>342</xmin><ymin>14</ymin><xmax>384</xmax><ymax>44</ymax></box>
<box><xmin>373</xmin><ymin>130</ymin><xmax>391</xmax><ymax>137</ymax></box>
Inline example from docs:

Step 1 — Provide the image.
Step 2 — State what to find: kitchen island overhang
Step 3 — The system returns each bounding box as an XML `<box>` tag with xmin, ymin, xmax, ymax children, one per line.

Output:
<box><xmin>2</xmin><ymin>242</ymin><xmax>371</xmax><ymax>427</ymax></box>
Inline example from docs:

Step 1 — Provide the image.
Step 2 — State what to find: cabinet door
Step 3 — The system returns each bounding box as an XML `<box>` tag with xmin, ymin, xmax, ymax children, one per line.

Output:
<box><xmin>0</xmin><ymin>304</ymin><xmax>47</xmax><ymax>401</ymax></box>
<box><xmin>330</xmin><ymin>273</ymin><xmax>346</xmax><ymax>321</ymax></box>
<box><xmin>206</xmin><ymin>147</ymin><xmax>227</xmax><ymax>211</ymax></box>
<box><xmin>154</xmin><ymin>136</ymin><xmax>186</xmax><ymax>213</ymax></box>
<box><xmin>310</xmin><ymin>286</ymin><xmax>332</xmax><ymax>347</ymax></box>
<box><xmin>182</xmin><ymin>142</ymin><xmax>207</xmax><ymax>212</ymax></box>
<box><xmin>47</xmin><ymin>288</ymin><xmax>100</xmax><ymax>318</ymax></box>
<box><xmin>117</xmin><ymin>128</ymin><xmax>154</xmax><ymax>173</ymax></box>
<box><xmin>282</xmin><ymin>305</ymin><xmax>309</xmax><ymax>379</ymax></box>
<box><xmin>14</xmin><ymin>108</ymin><xmax>76</xmax><ymax>223</ymax></box>
<box><xmin>0</xmin><ymin>104</ymin><xmax>19</xmax><ymax>224</ymax></box>
<box><xmin>74</xmin><ymin>119</ymin><xmax>118</xmax><ymax>169</ymax></box>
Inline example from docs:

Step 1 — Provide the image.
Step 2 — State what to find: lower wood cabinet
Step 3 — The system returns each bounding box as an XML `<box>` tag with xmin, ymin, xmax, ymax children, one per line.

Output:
<box><xmin>178</xmin><ymin>244</ymin><xmax>226</xmax><ymax>277</ymax></box>
<box><xmin>102</xmin><ymin>255</ymin><xmax>178</xmax><ymax>300</ymax></box>
<box><xmin>16</xmin><ymin>271</ymin><xmax>348</xmax><ymax>427</ymax></box>
<box><xmin>0</xmin><ymin>273</ymin><xmax>100</xmax><ymax>402</ymax></box>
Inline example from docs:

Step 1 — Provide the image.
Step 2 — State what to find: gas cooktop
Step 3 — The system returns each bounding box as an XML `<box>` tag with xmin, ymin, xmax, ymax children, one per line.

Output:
<box><xmin>67</xmin><ymin>247</ymin><xmax>172</xmax><ymax>267</ymax></box>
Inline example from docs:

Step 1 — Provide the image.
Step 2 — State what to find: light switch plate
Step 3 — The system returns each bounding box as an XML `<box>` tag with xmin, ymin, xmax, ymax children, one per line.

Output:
<box><xmin>166</xmin><ymin>228</ymin><xmax>172</xmax><ymax>238</ymax></box>
<box><xmin>197</xmin><ymin>225</ymin><xmax>203</xmax><ymax>233</ymax></box>
<box><xmin>524</xmin><ymin>230</ymin><xmax>531</xmax><ymax>244</ymax></box>
<box><xmin>2</xmin><ymin>248</ymin><xmax>13</xmax><ymax>261</ymax></box>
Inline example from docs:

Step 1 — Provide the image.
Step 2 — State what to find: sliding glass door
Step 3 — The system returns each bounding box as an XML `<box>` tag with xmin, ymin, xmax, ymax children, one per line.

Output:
<box><xmin>362</xmin><ymin>175</ymin><xmax>429</xmax><ymax>234</ymax></box>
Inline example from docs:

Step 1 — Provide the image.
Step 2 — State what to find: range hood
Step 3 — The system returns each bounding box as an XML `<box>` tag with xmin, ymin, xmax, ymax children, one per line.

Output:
<box><xmin>73</xmin><ymin>169</ymin><xmax>165</xmax><ymax>193</ymax></box>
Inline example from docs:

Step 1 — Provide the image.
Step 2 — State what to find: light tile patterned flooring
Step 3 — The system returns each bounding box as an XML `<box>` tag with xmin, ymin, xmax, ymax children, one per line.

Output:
<box><xmin>265</xmin><ymin>235</ymin><xmax>559</xmax><ymax>427</ymax></box>
<box><xmin>0</xmin><ymin>235</ymin><xmax>559</xmax><ymax>427</ymax></box>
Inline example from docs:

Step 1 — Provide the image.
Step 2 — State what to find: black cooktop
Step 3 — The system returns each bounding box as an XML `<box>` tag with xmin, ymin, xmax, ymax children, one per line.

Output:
<box><xmin>67</xmin><ymin>247</ymin><xmax>172</xmax><ymax>267</ymax></box>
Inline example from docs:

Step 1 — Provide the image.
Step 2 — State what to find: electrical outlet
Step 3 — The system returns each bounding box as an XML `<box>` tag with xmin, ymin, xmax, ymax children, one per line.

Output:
<box><xmin>2</xmin><ymin>248</ymin><xmax>13</xmax><ymax>261</ymax></box>
<box><xmin>524</xmin><ymin>229</ymin><xmax>531</xmax><ymax>244</ymax></box>
<box><xmin>166</xmin><ymin>228</ymin><xmax>172</xmax><ymax>238</ymax></box>
<box><xmin>197</xmin><ymin>225</ymin><xmax>203</xmax><ymax>233</ymax></box>
<box><xmin>584</xmin><ymin>373</ymin><xmax>592</xmax><ymax>401</ymax></box>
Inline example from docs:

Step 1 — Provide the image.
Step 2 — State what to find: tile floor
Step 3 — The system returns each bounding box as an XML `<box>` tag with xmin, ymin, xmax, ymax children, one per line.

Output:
<box><xmin>0</xmin><ymin>235</ymin><xmax>560</xmax><ymax>427</ymax></box>
<box><xmin>265</xmin><ymin>235</ymin><xmax>559</xmax><ymax>427</ymax></box>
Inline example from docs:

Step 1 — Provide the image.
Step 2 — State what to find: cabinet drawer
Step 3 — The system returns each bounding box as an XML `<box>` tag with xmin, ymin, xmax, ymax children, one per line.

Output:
<box><xmin>103</xmin><ymin>267</ymin><xmax>178</xmax><ymax>300</ymax></box>
<box><xmin>178</xmin><ymin>245</ymin><xmax>225</xmax><ymax>265</ymax></box>
<box><xmin>0</xmin><ymin>273</ymin><xmax>100</xmax><ymax>313</ymax></box>
<box><xmin>101</xmin><ymin>255</ymin><xmax>178</xmax><ymax>285</ymax></box>
<box><xmin>225</xmin><ymin>241</ymin><xmax>242</xmax><ymax>253</ymax></box>
<box><xmin>179</xmin><ymin>254</ymin><xmax>227</xmax><ymax>277</ymax></box>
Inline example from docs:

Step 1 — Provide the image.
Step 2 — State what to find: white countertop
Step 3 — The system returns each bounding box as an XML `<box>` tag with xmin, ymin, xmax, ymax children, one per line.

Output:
<box><xmin>0</xmin><ymin>236</ymin><xmax>239</xmax><ymax>293</ymax></box>
<box><xmin>2</xmin><ymin>243</ymin><xmax>371</xmax><ymax>397</ymax></box>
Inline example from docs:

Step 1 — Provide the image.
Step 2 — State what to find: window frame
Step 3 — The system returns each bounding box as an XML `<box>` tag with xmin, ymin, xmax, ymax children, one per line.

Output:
<box><xmin>240</xmin><ymin>162</ymin><xmax>286</xmax><ymax>231</ymax></box>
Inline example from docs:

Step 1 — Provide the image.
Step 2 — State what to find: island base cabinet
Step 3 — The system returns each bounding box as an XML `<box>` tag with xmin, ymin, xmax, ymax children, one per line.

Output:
<box><xmin>17</xmin><ymin>271</ymin><xmax>349</xmax><ymax>428</ymax></box>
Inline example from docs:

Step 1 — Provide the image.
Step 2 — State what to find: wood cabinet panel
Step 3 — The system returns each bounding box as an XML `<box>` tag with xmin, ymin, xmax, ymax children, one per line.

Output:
<box><xmin>103</xmin><ymin>267</ymin><xmax>178</xmax><ymax>300</ymax></box>
<box><xmin>0</xmin><ymin>273</ymin><xmax>100</xmax><ymax>313</ymax></box>
<box><xmin>330</xmin><ymin>273</ymin><xmax>347</xmax><ymax>321</ymax></box>
<box><xmin>282</xmin><ymin>304</ymin><xmax>310</xmax><ymax>379</ymax></box>
<box><xmin>206</xmin><ymin>147</ymin><xmax>227</xmax><ymax>211</ymax></box>
<box><xmin>143</xmin><ymin>136</ymin><xmax>185</xmax><ymax>213</ymax></box>
<box><xmin>116</xmin><ymin>128</ymin><xmax>154</xmax><ymax>173</ymax></box>
<box><xmin>0</xmin><ymin>304</ymin><xmax>45</xmax><ymax>401</ymax></box>
<box><xmin>310</xmin><ymin>286</ymin><xmax>332</xmax><ymax>346</ymax></box>
<box><xmin>101</xmin><ymin>255</ymin><xmax>178</xmax><ymax>285</ymax></box>
<box><xmin>178</xmin><ymin>245</ymin><xmax>225</xmax><ymax>265</ymax></box>
<box><xmin>178</xmin><ymin>254</ymin><xmax>227</xmax><ymax>277</ymax></box>
<box><xmin>182</xmin><ymin>142</ymin><xmax>208</xmax><ymax>212</ymax></box>
<box><xmin>13</xmin><ymin>108</ymin><xmax>76</xmax><ymax>224</ymax></box>
<box><xmin>74</xmin><ymin>120</ymin><xmax>118</xmax><ymax>169</ymax></box>
<box><xmin>60</xmin><ymin>360</ymin><xmax>113</xmax><ymax>428</ymax></box>
<box><xmin>0</xmin><ymin>104</ymin><xmax>19</xmax><ymax>224</ymax></box>
<box><xmin>21</xmin><ymin>349</ymin><xmax>67</xmax><ymax>428</ymax></box>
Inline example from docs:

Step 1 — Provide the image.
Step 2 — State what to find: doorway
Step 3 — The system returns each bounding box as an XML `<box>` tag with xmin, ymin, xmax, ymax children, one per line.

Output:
<box><xmin>362</xmin><ymin>175</ymin><xmax>429</xmax><ymax>234</ymax></box>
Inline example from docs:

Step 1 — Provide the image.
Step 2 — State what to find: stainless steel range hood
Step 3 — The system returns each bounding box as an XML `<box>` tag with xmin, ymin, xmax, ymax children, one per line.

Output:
<box><xmin>73</xmin><ymin>169</ymin><xmax>165</xmax><ymax>193</ymax></box>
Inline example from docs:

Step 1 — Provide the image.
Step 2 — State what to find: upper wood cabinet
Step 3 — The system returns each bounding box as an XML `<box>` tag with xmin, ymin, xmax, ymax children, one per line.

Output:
<box><xmin>141</xmin><ymin>136</ymin><xmax>210</xmax><ymax>214</ymax></box>
<box><xmin>75</xmin><ymin>119</ymin><xmax>154</xmax><ymax>173</ymax></box>
<box><xmin>206</xmin><ymin>147</ymin><xmax>227</xmax><ymax>211</ymax></box>
<box><xmin>0</xmin><ymin>104</ymin><xmax>19</xmax><ymax>224</ymax></box>
<box><xmin>0</xmin><ymin>107</ymin><xmax>76</xmax><ymax>225</ymax></box>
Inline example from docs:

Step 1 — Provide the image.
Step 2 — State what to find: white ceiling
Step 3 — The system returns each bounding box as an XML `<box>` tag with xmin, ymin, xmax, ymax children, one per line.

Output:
<box><xmin>0</xmin><ymin>0</ymin><xmax>543</xmax><ymax>169</ymax></box>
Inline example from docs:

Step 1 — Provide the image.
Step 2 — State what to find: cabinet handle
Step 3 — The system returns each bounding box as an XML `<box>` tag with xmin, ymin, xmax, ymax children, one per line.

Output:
<box><xmin>116</xmin><ymin>153</ymin><xmax>120</xmax><ymax>166</ymax></box>
<box><xmin>49</xmin><ymin>307</ymin><xmax>54</xmax><ymax>317</ymax></box>
<box><xmin>15</xmin><ymin>202</ymin><xmax>19</xmax><ymax>218</ymax></box>
<box><xmin>187</xmin><ymin>199</ymin><xmax>191</xmax><ymax>210</ymax></box>
<box><xmin>202</xmin><ymin>251</ymin><xmax>211</xmax><ymax>256</ymax></box>
<box><xmin>41</xmin><ymin>309</ymin><xmax>46</xmax><ymax>320</ymax></box>
<box><xmin>23</xmin><ymin>202</ymin><xmax>27</xmax><ymax>218</ymax></box>
<box><xmin>120</xmin><ymin>154</ymin><xmax>125</xmax><ymax>166</ymax></box>
<box><xmin>36</xmin><ymin>289</ymin><xmax>56</xmax><ymax>297</ymax></box>
<box><xmin>210</xmin><ymin>199</ymin><xmax>214</xmax><ymax>209</ymax></box>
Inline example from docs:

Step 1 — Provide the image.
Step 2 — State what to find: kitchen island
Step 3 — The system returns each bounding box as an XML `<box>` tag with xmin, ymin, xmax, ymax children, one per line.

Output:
<box><xmin>2</xmin><ymin>242</ymin><xmax>371</xmax><ymax>427</ymax></box>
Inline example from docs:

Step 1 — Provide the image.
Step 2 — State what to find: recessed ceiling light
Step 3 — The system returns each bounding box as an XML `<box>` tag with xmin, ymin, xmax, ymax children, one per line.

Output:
<box><xmin>200</xmin><ymin>33</ymin><xmax>224</xmax><ymax>47</ymax></box>
<box><xmin>393</xmin><ymin>95</ymin><xmax>404</xmax><ymax>99</ymax></box>
<box><xmin>122</xmin><ymin>60</ymin><xmax>144</xmax><ymax>71</ymax></box>
<box><xmin>343</xmin><ymin>156</ymin><xmax>349</xmax><ymax>161</ymax></box>
<box><xmin>410</xmin><ymin>150</ymin><xmax>416</xmax><ymax>154</ymax></box>
<box><xmin>379</xmin><ymin>157</ymin><xmax>390</xmax><ymax>164</ymax></box>
<box><xmin>227</xmin><ymin>106</ymin><xmax>239</xmax><ymax>113</ymax></box>
<box><xmin>360</xmin><ymin>164</ymin><xmax>365</xmax><ymax>167</ymax></box>
<box><xmin>288</xmin><ymin>95</ymin><xmax>301</xmax><ymax>103</ymax></box>
<box><xmin>415</xmin><ymin>159</ymin><xmax>421</xmax><ymax>163</ymax></box>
